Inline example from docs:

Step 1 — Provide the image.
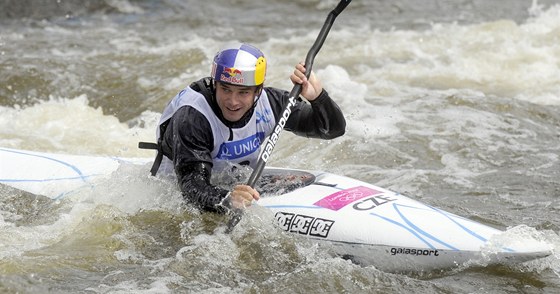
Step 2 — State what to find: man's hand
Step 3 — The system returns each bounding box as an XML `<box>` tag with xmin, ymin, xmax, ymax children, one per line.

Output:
<box><xmin>290</xmin><ymin>62</ymin><xmax>323</xmax><ymax>101</ymax></box>
<box><xmin>228</xmin><ymin>184</ymin><xmax>260</xmax><ymax>209</ymax></box>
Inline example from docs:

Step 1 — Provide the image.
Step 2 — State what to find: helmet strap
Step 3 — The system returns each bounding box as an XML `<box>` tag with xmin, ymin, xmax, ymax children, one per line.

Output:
<box><xmin>252</xmin><ymin>85</ymin><xmax>263</xmax><ymax>106</ymax></box>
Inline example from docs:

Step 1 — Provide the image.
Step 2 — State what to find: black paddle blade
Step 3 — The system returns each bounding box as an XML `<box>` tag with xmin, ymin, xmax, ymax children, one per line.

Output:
<box><xmin>224</xmin><ymin>209</ymin><xmax>243</xmax><ymax>234</ymax></box>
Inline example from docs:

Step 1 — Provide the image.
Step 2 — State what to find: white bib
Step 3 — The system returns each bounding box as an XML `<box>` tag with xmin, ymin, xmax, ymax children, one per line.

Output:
<box><xmin>157</xmin><ymin>86</ymin><xmax>276</xmax><ymax>171</ymax></box>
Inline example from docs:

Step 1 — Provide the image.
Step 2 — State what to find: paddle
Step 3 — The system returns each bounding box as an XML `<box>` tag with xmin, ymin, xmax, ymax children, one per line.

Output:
<box><xmin>225</xmin><ymin>0</ymin><xmax>351</xmax><ymax>233</ymax></box>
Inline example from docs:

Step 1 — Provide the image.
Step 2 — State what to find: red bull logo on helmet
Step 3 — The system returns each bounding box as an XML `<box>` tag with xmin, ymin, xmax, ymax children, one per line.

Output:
<box><xmin>220</xmin><ymin>66</ymin><xmax>245</xmax><ymax>84</ymax></box>
<box><xmin>223</xmin><ymin>67</ymin><xmax>242</xmax><ymax>77</ymax></box>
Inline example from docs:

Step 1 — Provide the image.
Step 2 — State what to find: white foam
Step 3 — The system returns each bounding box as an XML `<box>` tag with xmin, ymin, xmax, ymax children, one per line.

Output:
<box><xmin>0</xmin><ymin>95</ymin><xmax>158</xmax><ymax>157</ymax></box>
<box><xmin>105</xmin><ymin>0</ymin><xmax>145</xmax><ymax>14</ymax></box>
<box><xmin>324</xmin><ymin>5</ymin><xmax>560</xmax><ymax>105</ymax></box>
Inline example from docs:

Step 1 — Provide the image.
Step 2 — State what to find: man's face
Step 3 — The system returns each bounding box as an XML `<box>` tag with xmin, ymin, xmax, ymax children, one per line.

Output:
<box><xmin>215</xmin><ymin>82</ymin><xmax>258</xmax><ymax>122</ymax></box>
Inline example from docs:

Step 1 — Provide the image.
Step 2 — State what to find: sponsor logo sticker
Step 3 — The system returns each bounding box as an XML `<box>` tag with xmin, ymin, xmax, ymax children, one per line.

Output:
<box><xmin>274</xmin><ymin>212</ymin><xmax>334</xmax><ymax>238</ymax></box>
<box><xmin>390</xmin><ymin>247</ymin><xmax>440</xmax><ymax>257</ymax></box>
<box><xmin>216</xmin><ymin>132</ymin><xmax>265</xmax><ymax>160</ymax></box>
<box><xmin>314</xmin><ymin>186</ymin><xmax>382</xmax><ymax>211</ymax></box>
<box><xmin>220</xmin><ymin>67</ymin><xmax>244</xmax><ymax>84</ymax></box>
<box><xmin>223</xmin><ymin>67</ymin><xmax>242</xmax><ymax>77</ymax></box>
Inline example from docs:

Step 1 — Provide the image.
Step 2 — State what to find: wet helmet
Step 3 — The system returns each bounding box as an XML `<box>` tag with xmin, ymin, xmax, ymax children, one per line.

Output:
<box><xmin>211</xmin><ymin>43</ymin><xmax>267</xmax><ymax>87</ymax></box>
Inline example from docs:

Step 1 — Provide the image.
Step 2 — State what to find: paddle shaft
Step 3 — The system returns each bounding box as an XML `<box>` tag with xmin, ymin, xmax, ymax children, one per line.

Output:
<box><xmin>225</xmin><ymin>0</ymin><xmax>351</xmax><ymax>233</ymax></box>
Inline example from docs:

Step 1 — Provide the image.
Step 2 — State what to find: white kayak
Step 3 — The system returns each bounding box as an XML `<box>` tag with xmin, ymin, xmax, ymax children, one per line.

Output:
<box><xmin>0</xmin><ymin>147</ymin><xmax>552</xmax><ymax>272</ymax></box>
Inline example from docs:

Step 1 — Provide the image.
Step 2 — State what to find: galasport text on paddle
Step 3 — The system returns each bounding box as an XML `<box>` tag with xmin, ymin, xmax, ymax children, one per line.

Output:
<box><xmin>226</xmin><ymin>0</ymin><xmax>352</xmax><ymax>233</ymax></box>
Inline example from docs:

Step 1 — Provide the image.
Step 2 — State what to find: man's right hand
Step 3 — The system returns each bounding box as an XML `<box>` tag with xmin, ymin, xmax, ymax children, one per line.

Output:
<box><xmin>228</xmin><ymin>184</ymin><xmax>260</xmax><ymax>209</ymax></box>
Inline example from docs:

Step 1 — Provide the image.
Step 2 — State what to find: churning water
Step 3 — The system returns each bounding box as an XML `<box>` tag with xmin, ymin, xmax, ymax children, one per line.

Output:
<box><xmin>1</xmin><ymin>0</ymin><xmax>560</xmax><ymax>293</ymax></box>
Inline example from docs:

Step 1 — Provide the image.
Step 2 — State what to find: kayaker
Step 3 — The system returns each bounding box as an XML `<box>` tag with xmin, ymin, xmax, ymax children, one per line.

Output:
<box><xmin>143</xmin><ymin>43</ymin><xmax>346</xmax><ymax>213</ymax></box>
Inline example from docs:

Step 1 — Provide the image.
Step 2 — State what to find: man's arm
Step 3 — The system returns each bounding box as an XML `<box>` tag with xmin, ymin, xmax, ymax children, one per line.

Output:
<box><xmin>266</xmin><ymin>63</ymin><xmax>346</xmax><ymax>139</ymax></box>
<box><xmin>161</xmin><ymin>106</ymin><xmax>230</xmax><ymax>212</ymax></box>
<box><xmin>176</xmin><ymin>162</ymin><xmax>231</xmax><ymax>213</ymax></box>
<box><xmin>266</xmin><ymin>87</ymin><xmax>346</xmax><ymax>139</ymax></box>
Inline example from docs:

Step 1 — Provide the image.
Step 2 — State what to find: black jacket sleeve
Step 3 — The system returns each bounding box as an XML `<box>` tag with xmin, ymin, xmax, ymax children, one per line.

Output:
<box><xmin>160</xmin><ymin>106</ymin><xmax>230</xmax><ymax>212</ymax></box>
<box><xmin>176</xmin><ymin>162</ymin><xmax>231</xmax><ymax>213</ymax></box>
<box><xmin>265</xmin><ymin>88</ymin><xmax>346</xmax><ymax>139</ymax></box>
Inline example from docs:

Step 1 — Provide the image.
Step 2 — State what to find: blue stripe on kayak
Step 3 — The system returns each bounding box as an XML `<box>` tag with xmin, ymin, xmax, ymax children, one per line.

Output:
<box><xmin>52</xmin><ymin>184</ymin><xmax>94</xmax><ymax>200</ymax></box>
<box><xmin>369</xmin><ymin>211</ymin><xmax>439</xmax><ymax>249</ymax></box>
<box><xmin>0</xmin><ymin>148</ymin><xmax>88</xmax><ymax>182</ymax></box>
<box><xmin>425</xmin><ymin>204</ymin><xmax>515</xmax><ymax>253</ymax></box>
<box><xmin>391</xmin><ymin>203</ymin><xmax>459</xmax><ymax>250</ymax></box>
<box><xmin>0</xmin><ymin>175</ymin><xmax>97</xmax><ymax>183</ymax></box>
<box><xmin>426</xmin><ymin>205</ymin><xmax>488</xmax><ymax>242</ymax></box>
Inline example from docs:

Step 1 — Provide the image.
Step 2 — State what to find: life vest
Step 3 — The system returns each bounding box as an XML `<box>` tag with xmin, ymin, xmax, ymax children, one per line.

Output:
<box><xmin>139</xmin><ymin>79</ymin><xmax>276</xmax><ymax>176</ymax></box>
